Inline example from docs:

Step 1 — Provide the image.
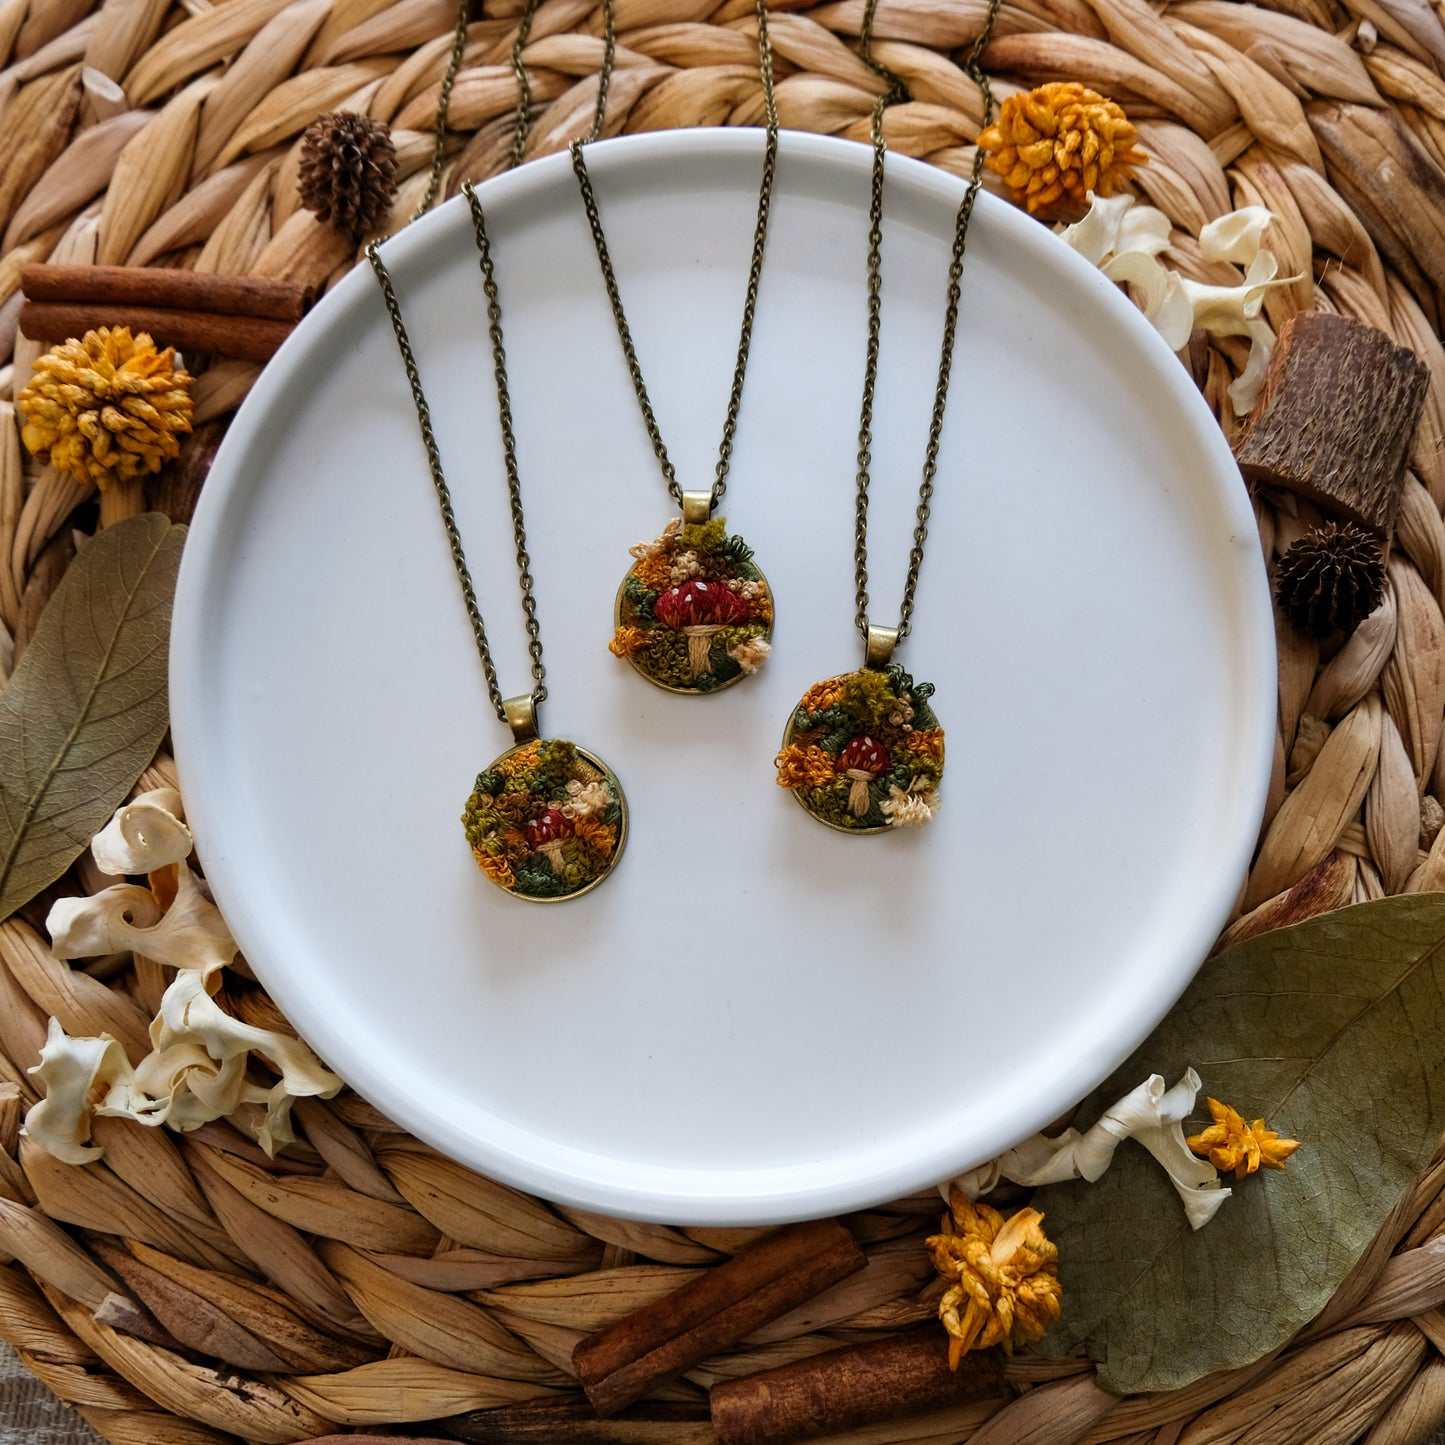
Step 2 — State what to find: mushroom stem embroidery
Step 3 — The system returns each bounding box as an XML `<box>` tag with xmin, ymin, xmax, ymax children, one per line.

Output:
<box><xmin>654</xmin><ymin>579</ymin><xmax>752</xmax><ymax>677</ymax></box>
<box><xmin>839</xmin><ymin>735</ymin><xmax>890</xmax><ymax>816</ymax></box>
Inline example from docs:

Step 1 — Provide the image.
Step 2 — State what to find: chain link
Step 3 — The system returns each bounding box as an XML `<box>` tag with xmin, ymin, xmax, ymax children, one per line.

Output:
<box><xmin>367</xmin><ymin>0</ymin><xmax>627</xmax><ymax>718</ymax></box>
<box><xmin>569</xmin><ymin>0</ymin><xmax>779</xmax><ymax>510</ymax></box>
<box><xmin>414</xmin><ymin>0</ymin><xmax>471</xmax><ymax>220</ymax></box>
<box><xmin>852</xmin><ymin>0</ymin><xmax>1002</xmax><ymax>643</ymax></box>
<box><xmin>366</xmin><ymin>241</ymin><xmax>543</xmax><ymax>719</ymax></box>
<box><xmin>508</xmin><ymin>0</ymin><xmax>614</xmax><ymax>167</ymax></box>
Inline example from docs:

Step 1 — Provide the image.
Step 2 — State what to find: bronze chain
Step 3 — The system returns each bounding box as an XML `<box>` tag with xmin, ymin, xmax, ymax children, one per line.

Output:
<box><xmin>368</xmin><ymin>0</ymin><xmax>623</xmax><ymax>720</ymax></box>
<box><xmin>852</xmin><ymin>0</ymin><xmax>1002</xmax><ymax>644</ymax></box>
<box><xmin>567</xmin><ymin>0</ymin><xmax>779</xmax><ymax>511</ymax></box>
<box><xmin>366</xmin><ymin>214</ymin><xmax>547</xmax><ymax>718</ymax></box>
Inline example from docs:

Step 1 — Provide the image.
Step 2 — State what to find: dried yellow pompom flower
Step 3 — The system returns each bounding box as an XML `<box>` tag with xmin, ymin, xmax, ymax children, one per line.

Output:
<box><xmin>978</xmin><ymin>82</ymin><xmax>1145</xmax><ymax>216</ymax></box>
<box><xmin>18</xmin><ymin>327</ymin><xmax>192</xmax><ymax>490</ymax></box>
<box><xmin>1187</xmin><ymin>1098</ymin><xmax>1300</xmax><ymax>1179</ymax></box>
<box><xmin>927</xmin><ymin>1186</ymin><xmax>1063</xmax><ymax>1367</ymax></box>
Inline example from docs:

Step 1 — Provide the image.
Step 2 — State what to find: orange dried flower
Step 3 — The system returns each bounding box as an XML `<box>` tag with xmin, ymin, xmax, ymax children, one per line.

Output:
<box><xmin>775</xmin><ymin>744</ymin><xmax>837</xmax><ymax>789</ymax></box>
<box><xmin>472</xmin><ymin>849</ymin><xmax>515</xmax><ymax>890</ymax></box>
<box><xmin>1187</xmin><ymin>1098</ymin><xmax>1300</xmax><ymax>1178</ymax></box>
<box><xmin>608</xmin><ymin>627</ymin><xmax>650</xmax><ymax>660</ymax></box>
<box><xmin>19</xmin><ymin>327</ymin><xmax>192</xmax><ymax>489</ymax></box>
<box><xmin>978</xmin><ymin>82</ymin><xmax>1145</xmax><ymax>216</ymax></box>
<box><xmin>927</xmin><ymin>1187</ymin><xmax>1062</xmax><ymax>1367</ymax></box>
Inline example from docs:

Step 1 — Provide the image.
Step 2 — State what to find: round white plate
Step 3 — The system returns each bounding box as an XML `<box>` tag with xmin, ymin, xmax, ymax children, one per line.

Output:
<box><xmin>171</xmin><ymin>129</ymin><xmax>1275</xmax><ymax>1225</ymax></box>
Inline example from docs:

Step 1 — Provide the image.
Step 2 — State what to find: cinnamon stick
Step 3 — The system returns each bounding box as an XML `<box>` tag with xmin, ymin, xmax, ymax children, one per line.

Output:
<box><xmin>572</xmin><ymin>1219</ymin><xmax>866</xmax><ymax>1417</ymax></box>
<box><xmin>443</xmin><ymin>1398</ymin><xmax>713</xmax><ymax>1442</ymax></box>
<box><xmin>1235</xmin><ymin>312</ymin><xmax>1428</xmax><ymax>539</ymax></box>
<box><xmin>709</xmin><ymin>1328</ymin><xmax>1007</xmax><ymax>1445</ymax></box>
<box><xmin>21</xmin><ymin>263</ymin><xmax>310</xmax><ymax>322</ymax></box>
<box><xmin>18</xmin><ymin>301</ymin><xmax>292</xmax><ymax>362</ymax></box>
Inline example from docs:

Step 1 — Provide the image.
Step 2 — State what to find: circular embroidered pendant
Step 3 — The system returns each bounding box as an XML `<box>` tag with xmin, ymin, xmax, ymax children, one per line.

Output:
<box><xmin>609</xmin><ymin>516</ymin><xmax>773</xmax><ymax>694</ymax></box>
<box><xmin>775</xmin><ymin>664</ymin><xmax>944</xmax><ymax>834</ymax></box>
<box><xmin>462</xmin><ymin>738</ymin><xmax>627</xmax><ymax>901</ymax></box>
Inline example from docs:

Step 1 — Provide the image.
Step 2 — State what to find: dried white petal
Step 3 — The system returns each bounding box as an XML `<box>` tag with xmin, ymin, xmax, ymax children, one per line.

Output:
<box><xmin>1200</xmin><ymin>205</ymin><xmax>1274</xmax><ymax>266</ymax></box>
<box><xmin>155</xmin><ymin>969</ymin><xmax>340</xmax><ymax>1101</ymax></box>
<box><xmin>90</xmin><ymin>789</ymin><xmax>193</xmax><ymax>876</ymax></box>
<box><xmin>1229</xmin><ymin>316</ymin><xmax>1278</xmax><ymax>416</ymax></box>
<box><xmin>1180</xmin><ymin>250</ymin><xmax>1294</xmax><ymax>339</ymax></box>
<box><xmin>27</xmin><ymin>795</ymin><xmax>342</xmax><ymax>1164</ymax></box>
<box><xmin>1058</xmin><ymin>191</ymin><xmax>1138</xmax><ymax>264</ymax></box>
<box><xmin>1102</xmin><ymin>252</ymin><xmax>1193</xmax><ymax>351</ymax></box>
<box><xmin>1061</xmin><ymin>192</ymin><xmax>1298</xmax><ymax>417</ymax></box>
<box><xmin>945</xmin><ymin>1069</ymin><xmax>1231</xmax><ymax>1229</ymax></box>
<box><xmin>25</xmin><ymin>1020</ymin><xmax>133</xmax><ymax>1164</ymax></box>
<box><xmin>47</xmin><ymin>864</ymin><xmax>236</xmax><ymax>976</ymax></box>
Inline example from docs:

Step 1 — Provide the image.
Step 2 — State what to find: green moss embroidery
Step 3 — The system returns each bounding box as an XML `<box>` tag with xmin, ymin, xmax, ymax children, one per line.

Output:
<box><xmin>610</xmin><ymin>516</ymin><xmax>773</xmax><ymax>693</ymax></box>
<box><xmin>775</xmin><ymin>665</ymin><xmax>944</xmax><ymax>831</ymax></box>
<box><xmin>462</xmin><ymin>739</ymin><xmax>625</xmax><ymax>899</ymax></box>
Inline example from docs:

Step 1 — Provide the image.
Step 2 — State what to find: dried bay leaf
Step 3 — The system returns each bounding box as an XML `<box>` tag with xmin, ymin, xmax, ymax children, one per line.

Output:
<box><xmin>0</xmin><ymin>514</ymin><xmax>184</xmax><ymax>922</ymax></box>
<box><xmin>1035</xmin><ymin>893</ymin><xmax>1445</xmax><ymax>1394</ymax></box>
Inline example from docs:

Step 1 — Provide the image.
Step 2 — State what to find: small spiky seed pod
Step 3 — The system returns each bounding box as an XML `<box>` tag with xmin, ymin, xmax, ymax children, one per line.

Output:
<box><xmin>1275</xmin><ymin>522</ymin><xmax>1386</xmax><ymax>639</ymax></box>
<box><xmin>298</xmin><ymin>112</ymin><xmax>398</xmax><ymax>239</ymax></box>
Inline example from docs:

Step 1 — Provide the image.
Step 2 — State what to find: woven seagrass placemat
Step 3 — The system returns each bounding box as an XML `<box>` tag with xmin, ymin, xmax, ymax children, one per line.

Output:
<box><xmin>4</xmin><ymin>0</ymin><xmax>1445</xmax><ymax>1442</ymax></box>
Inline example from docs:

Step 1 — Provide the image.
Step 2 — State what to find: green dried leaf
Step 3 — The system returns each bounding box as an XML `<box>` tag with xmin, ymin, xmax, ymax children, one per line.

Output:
<box><xmin>0</xmin><ymin>514</ymin><xmax>185</xmax><ymax>921</ymax></box>
<box><xmin>1035</xmin><ymin>894</ymin><xmax>1445</xmax><ymax>1394</ymax></box>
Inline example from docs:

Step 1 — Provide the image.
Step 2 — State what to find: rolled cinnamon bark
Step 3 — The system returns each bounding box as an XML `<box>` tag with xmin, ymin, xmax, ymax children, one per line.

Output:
<box><xmin>442</xmin><ymin>1398</ymin><xmax>712</xmax><ymax>1442</ymax></box>
<box><xmin>709</xmin><ymin>1328</ymin><xmax>1007</xmax><ymax>1445</ymax></box>
<box><xmin>572</xmin><ymin>1219</ymin><xmax>866</xmax><ymax>1417</ymax></box>
<box><xmin>21</xmin><ymin>263</ymin><xmax>311</xmax><ymax>321</ymax></box>
<box><xmin>18</xmin><ymin>301</ymin><xmax>293</xmax><ymax>362</ymax></box>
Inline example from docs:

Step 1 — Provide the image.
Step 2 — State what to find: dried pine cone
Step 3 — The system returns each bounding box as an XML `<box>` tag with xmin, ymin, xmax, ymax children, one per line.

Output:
<box><xmin>298</xmin><ymin>112</ymin><xmax>398</xmax><ymax>239</ymax></box>
<box><xmin>977</xmin><ymin>82</ymin><xmax>1145</xmax><ymax>216</ymax></box>
<box><xmin>1275</xmin><ymin>523</ymin><xmax>1386</xmax><ymax>639</ymax></box>
<box><xmin>18</xmin><ymin>327</ymin><xmax>192</xmax><ymax>489</ymax></box>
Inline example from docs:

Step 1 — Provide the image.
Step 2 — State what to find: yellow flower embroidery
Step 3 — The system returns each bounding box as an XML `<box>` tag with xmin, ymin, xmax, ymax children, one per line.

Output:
<box><xmin>927</xmin><ymin>1187</ymin><xmax>1063</xmax><ymax>1368</ymax></box>
<box><xmin>608</xmin><ymin>626</ymin><xmax>650</xmax><ymax>659</ymax></box>
<box><xmin>18</xmin><ymin>327</ymin><xmax>192</xmax><ymax>489</ymax></box>
<box><xmin>472</xmin><ymin>848</ymin><xmax>515</xmax><ymax>890</ymax></box>
<box><xmin>1187</xmin><ymin>1098</ymin><xmax>1300</xmax><ymax>1178</ymax></box>
<box><xmin>774</xmin><ymin>744</ymin><xmax>836</xmax><ymax>789</ymax></box>
<box><xmin>977</xmin><ymin>82</ymin><xmax>1145</xmax><ymax>217</ymax></box>
<box><xmin>631</xmin><ymin>553</ymin><xmax>673</xmax><ymax>591</ymax></box>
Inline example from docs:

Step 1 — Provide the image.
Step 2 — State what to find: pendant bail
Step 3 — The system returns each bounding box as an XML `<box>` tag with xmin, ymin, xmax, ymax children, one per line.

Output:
<box><xmin>681</xmin><ymin>490</ymin><xmax>713</xmax><ymax>525</ymax></box>
<box><xmin>864</xmin><ymin>625</ymin><xmax>898</xmax><ymax>670</ymax></box>
<box><xmin>502</xmin><ymin>694</ymin><xmax>539</xmax><ymax>743</ymax></box>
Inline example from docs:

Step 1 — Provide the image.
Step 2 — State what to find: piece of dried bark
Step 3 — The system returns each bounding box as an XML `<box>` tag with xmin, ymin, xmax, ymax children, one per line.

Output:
<box><xmin>1236</xmin><ymin>312</ymin><xmax>1428</xmax><ymax>538</ymax></box>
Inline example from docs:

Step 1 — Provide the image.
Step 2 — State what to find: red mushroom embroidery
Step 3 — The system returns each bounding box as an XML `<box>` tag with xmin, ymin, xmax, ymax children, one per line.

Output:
<box><xmin>653</xmin><ymin>579</ymin><xmax>751</xmax><ymax>677</ymax></box>
<box><xmin>837</xmin><ymin>735</ymin><xmax>890</xmax><ymax>817</ymax></box>
<box><xmin>525</xmin><ymin>808</ymin><xmax>575</xmax><ymax>875</ymax></box>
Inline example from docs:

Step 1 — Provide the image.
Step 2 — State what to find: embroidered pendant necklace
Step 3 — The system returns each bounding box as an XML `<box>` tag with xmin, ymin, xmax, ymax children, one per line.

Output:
<box><xmin>570</xmin><ymin>0</ymin><xmax>780</xmax><ymax>695</ymax></box>
<box><xmin>775</xmin><ymin>0</ymin><xmax>1001</xmax><ymax>835</ymax></box>
<box><xmin>363</xmin><ymin>7</ymin><xmax>626</xmax><ymax>902</ymax></box>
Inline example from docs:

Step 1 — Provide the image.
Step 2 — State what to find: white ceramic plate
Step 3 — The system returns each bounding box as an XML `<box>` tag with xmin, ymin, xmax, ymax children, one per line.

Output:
<box><xmin>171</xmin><ymin>129</ymin><xmax>1275</xmax><ymax>1225</ymax></box>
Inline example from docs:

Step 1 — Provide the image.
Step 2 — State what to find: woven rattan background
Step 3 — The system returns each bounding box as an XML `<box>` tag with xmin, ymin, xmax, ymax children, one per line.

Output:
<box><xmin>3</xmin><ymin>0</ymin><xmax>1445</xmax><ymax>1441</ymax></box>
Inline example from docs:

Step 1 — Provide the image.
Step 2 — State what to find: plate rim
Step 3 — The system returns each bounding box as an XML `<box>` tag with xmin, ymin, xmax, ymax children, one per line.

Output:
<box><xmin>170</xmin><ymin>126</ymin><xmax>1277</xmax><ymax>1224</ymax></box>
